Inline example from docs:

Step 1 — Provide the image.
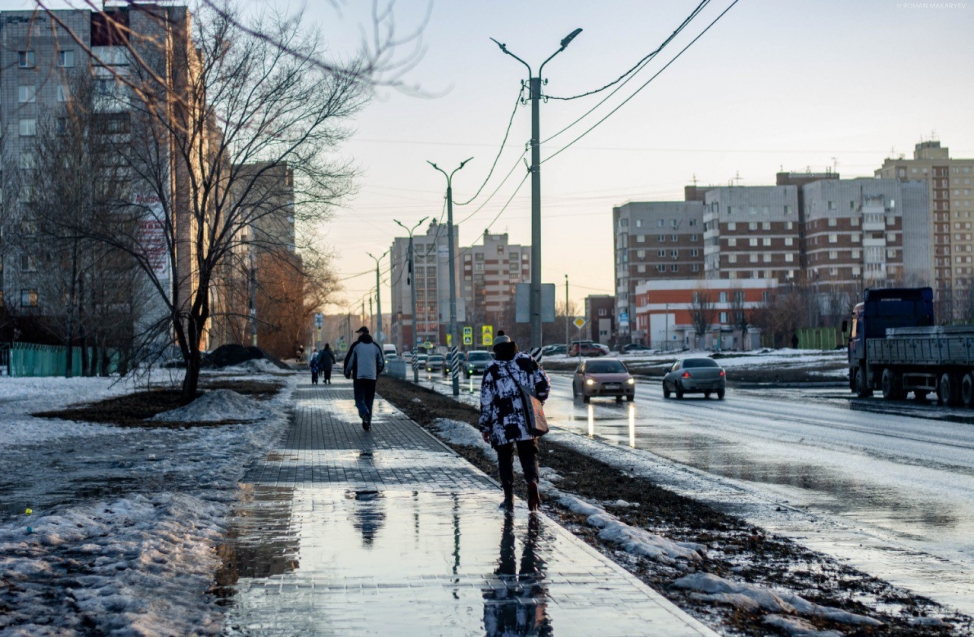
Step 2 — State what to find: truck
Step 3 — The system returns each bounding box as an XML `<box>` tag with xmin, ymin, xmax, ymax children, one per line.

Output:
<box><xmin>846</xmin><ymin>286</ymin><xmax>974</xmax><ymax>405</ymax></box>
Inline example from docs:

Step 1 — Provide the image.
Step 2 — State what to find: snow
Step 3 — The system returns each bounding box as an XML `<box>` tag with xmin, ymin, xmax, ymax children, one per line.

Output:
<box><xmin>673</xmin><ymin>572</ymin><xmax>883</xmax><ymax>627</ymax></box>
<box><xmin>763</xmin><ymin>614</ymin><xmax>842</xmax><ymax>637</ymax></box>
<box><xmin>151</xmin><ymin>389</ymin><xmax>273</xmax><ymax>422</ymax></box>
<box><xmin>432</xmin><ymin>418</ymin><xmax>497</xmax><ymax>463</ymax></box>
<box><xmin>546</xmin><ymin>347</ymin><xmax>846</xmax><ymax>370</ymax></box>
<box><xmin>0</xmin><ymin>368</ymin><xmax>297</xmax><ymax>636</ymax></box>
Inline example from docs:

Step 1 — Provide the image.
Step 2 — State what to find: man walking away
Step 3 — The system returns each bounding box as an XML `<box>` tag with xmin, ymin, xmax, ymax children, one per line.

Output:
<box><xmin>344</xmin><ymin>327</ymin><xmax>385</xmax><ymax>430</ymax></box>
<box><xmin>317</xmin><ymin>343</ymin><xmax>337</xmax><ymax>384</ymax></box>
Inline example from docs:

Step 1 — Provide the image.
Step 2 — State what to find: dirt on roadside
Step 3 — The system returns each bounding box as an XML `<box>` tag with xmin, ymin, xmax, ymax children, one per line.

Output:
<box><xmin>376</xmin><ymin>375</ymin><xmax>971</xmax><ymax>637</ymax></box>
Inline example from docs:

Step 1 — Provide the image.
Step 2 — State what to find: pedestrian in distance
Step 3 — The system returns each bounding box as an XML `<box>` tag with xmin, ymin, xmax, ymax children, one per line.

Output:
<box><xmin>317</xmin><ymin>343</ymin><xmax>337</xmax><ymax>384</ymax></box>
<box><xmin>479</xmin><ymin>330</ymin><xmax>551</xmax><ymax>512</ymax></box>
<box><xmin>309</xmin><ymin>355</ymin><xmax>320</xmax><ymax>385</ymax></box>
<box><xmin>344</xmin><ymin>327</ymin><xmax>385</xmax><ymax>431</ymax></box>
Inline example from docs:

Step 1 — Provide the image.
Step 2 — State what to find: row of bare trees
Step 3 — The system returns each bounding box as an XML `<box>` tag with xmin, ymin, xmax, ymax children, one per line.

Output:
<box><xmin>9</xmin><ymin>2</ymin><xmax>412</xmax><ymax>401</ymax></box>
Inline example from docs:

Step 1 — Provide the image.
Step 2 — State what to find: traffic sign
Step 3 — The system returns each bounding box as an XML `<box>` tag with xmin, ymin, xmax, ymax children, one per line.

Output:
<box><xmin>314</xmin><ymin>313</ymin><xmax>323</xmax><ymax>328</ymax></box>
<box><xmin>424</xmin><ymin>341</ymin><xmax>433</xmax><ymax>350</ymax></box>
<box><xmin>573</xmin><ymin>317</ymin><xmax>587</xmax><ymax>329</ymax></box>
<box><xmin>482</xmin><ymin>325</ymin><xmax>493</xmax><ymax>346</ymax></box>
<box><xmin>446</xmin><ymin>333</ymin><xmax>452</xmax><ymax>346</ymax></box>
<box><xmin>462</xmin><ymin>326</ymin><xmax>473</xmax><ymax>346</ymax></box>
<box><xmin>338</xmin><ymin>341</ymin><xmax>348</xmax><ymax>352</ymax></box>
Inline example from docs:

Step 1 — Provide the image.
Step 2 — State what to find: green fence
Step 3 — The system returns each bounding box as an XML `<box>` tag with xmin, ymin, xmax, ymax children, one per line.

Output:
<box><xmin>5</xmin><ymin>342</ymin><xmax>120</xmax><ymax>377</ymax></box>
<box><xmin>760</xmin><ymin>327</ymin><xmax>843</xmax><ymax>350</ymax></box>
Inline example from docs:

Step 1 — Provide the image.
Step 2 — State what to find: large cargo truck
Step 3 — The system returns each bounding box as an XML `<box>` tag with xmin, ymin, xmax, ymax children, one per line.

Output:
<box><xmin>846</xmin><ymin>287</ymin><xmax>974</xmax><ymax>405</ymax></box>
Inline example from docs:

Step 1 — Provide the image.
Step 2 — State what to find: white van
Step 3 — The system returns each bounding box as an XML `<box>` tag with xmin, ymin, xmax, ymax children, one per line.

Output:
<box><xmin>382</xmin><ymin>343</ymin><xmax>398</xmax><ymax>358</ymax></box>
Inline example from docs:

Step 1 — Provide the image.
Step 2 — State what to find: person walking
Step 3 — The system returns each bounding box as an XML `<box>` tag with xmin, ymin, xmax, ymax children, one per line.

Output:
<box><xmin>479</xmin><ymin>331</ymin><xmax>551</xmax><ymax>512</ymax></box>
<box><xmin>309</xmin><ymin>353</ymin><xmax>320</xmax><ymax>385</ymax></box>
<box><xmin>344</xmin><ymin>327</ymin><xmax>385</xmax><ymax>430</ymax></box>
<box><xmin>316</xmin><ymin>343</ymin><xmax>337</xmax><ymax>384</ymax></box>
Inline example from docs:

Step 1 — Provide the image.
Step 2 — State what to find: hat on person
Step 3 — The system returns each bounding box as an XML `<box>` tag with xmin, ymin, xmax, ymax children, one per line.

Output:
<box><xmin>355</xmin><ymin>326</ymin><xmax>370</xmax><ymax>334</ymax></box>
<box><xmin>493</xmin><ymin>332</ymin><xmax>512</xmax><ymax>346</ymax></box>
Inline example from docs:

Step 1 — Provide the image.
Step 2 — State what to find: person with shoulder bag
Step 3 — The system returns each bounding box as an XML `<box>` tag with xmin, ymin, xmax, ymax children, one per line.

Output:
<box><xmin>344</xmin><ymin>327</ymin><xmax>385</xmax><ymax>431</ymax></box>
<box><xmin>479</xmin><ymin>331</ymin><xmax>551</xmax><ymax>512</ymax></box>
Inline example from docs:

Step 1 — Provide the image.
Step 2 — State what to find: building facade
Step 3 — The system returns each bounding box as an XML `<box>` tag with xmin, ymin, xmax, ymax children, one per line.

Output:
<box><xmin>461</xmin><ymin>231</ymin><xmax>531</xmax><ymax>334</ymax></box>
<box><xmin>583</xmin><ymin>295</ymin><xmax>615</xmax><ymax>345</ymax></box>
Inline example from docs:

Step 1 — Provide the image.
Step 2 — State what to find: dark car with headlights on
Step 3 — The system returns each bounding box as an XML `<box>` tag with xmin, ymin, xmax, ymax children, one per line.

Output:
<box><xmin>465</xmin><ymin>350</ymin><xmax>493</xmax><ymax>378</ymax></box>
<box><xmin>426</xmin><ymin>354</ymin><xmax>445</xmax><ymax>374</ymax></box>
<box><xmin>572</xmin><ymin>359</ymin><xmax>635</xmax><ymax>403</ymax></box>
<box><xmin>662</xmin><ymin>358</ymin><xmax>725</xmax><ymax>399</ymax></box>
<box><xmin>443</xmin><ymin>352</ymin><xmax>467</xmax><ymax>376</ymax></box>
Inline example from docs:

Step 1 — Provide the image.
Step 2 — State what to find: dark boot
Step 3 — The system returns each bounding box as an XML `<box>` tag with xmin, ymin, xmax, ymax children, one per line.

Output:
<box><xmin>500</xmin><ymin>485</ymin><xmax>514</xmax><ymax>511</ymax></box>
<box><xmin>527</xmin><ymin>482</ymin><xmax>541</xmax><ymax>512</ymax></box>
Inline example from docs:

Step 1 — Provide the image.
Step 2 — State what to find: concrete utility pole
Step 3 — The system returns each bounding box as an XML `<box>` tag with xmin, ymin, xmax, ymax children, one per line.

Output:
<box><xmin>249</xmin><ymin>251</ymin><xmax>258</xmax><ymax>347</ymax></box>
<box><xmin>565</xmin><ymin>274</ymin><xmax>570</xmax><ymax>350</ymax></box>
<box><xmin>395</xmin><ymin>216</ymin><xmax>429</xmax><ymax>383</ymax></box>
<box><xmin>492</xmin><ymin>28</ymin><xmax>582</xmax><ymax>350</ymax></box>
<box><xmin>428</xmin><ymin>158</ymin><xmax>472</xmax><ymax>397</ymax></box>
<box><xmin>367</xmin><ymin>250</ymin><xmax>390</xmax><ymax>344</ymax></box>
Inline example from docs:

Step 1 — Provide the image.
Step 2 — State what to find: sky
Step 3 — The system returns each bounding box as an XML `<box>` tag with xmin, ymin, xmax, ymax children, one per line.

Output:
<box><xmin>6</xmin><ymin>0</ymin><xmax>974</xmax><ymax>315</ymax></box>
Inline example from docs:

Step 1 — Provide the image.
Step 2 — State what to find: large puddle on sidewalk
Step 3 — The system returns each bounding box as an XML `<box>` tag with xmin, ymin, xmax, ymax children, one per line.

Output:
<box><xmin>216</xmin><ymin>487</ymin><xmax>709</xmax><ymax>636</ymax></box>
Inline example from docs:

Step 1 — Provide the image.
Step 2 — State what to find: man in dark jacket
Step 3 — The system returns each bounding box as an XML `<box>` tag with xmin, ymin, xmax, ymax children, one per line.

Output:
<box><xmin>344</xmin><ymin>327</ymin><xmax>385</xmax><ymax>430</ymax></box>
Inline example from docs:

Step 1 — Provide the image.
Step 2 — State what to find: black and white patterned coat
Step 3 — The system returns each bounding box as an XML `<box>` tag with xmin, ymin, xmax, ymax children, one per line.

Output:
<box><xmin>479</xmin><ymin>352</ymin><xmax>551</xmax><ymax>446</ymax></box>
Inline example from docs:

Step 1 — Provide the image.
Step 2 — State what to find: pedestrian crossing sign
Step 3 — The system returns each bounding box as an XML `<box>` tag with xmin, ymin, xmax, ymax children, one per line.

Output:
<box><xmin>463</xmin><ymin>327</ymin><xmax>473</xmax><ymax>345</ymax></box>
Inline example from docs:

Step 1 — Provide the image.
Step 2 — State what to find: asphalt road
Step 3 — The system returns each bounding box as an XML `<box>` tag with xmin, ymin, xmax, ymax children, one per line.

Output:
<box><xmin>420</xmin><ymin>370</ymin><xmax>974</xmax><ymax>615</ymax></box>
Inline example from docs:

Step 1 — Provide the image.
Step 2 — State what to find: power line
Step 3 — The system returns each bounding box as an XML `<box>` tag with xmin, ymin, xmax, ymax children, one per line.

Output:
<box><xmin>484</xmin><ymin>172</ymin><xmax>531</xmax><ymax>233</ymax></box>
<box><xmin>457</xmin><ymin>150</ymin><xmax>527</xmax><ymax>225</ymax></box>
<box><xmin>542</xmin><ymin>0</ymin><xmax>740</xmax><ymax>166</ymax></box>
<box><xmin>545</xmin><ymin>0</ymin><xmax>710</xmax><ymax>102</ymax></box>
<box><xmin>454</xmin><ymin>87</ymin><xmax>526</xmax><ymax>206</ymax></box>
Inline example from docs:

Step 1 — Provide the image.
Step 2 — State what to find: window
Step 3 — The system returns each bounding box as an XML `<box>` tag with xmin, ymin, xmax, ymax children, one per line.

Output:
<box><xmin>21</xmin><ymin>255</ymin><xmax>36</xmax><ymax>271</ymax></box>
<box><xmin>497</xmin><ymin>245</ymin><xmax>504</xmax><ymax>254</ymax></box>
<box><xmin>636</xmin><ymin>234</ymin><xmax>645</xmax><ymax>243</ymax></box>
<box><xmin>762</xmin><ymin>221</ymin><xmax>770</xmax><ymax>230</ymax></box>
<box><xmin>785</xmin><ymin>221</ymin><xmax>793</xmax><ymax>230</ymax></box>
<box><xmin>18</xmin><ymin>51</ymin><xmax>35</xmax><ymax>68</ymax></box>
<box><xmin>728</xmin><ymin>238</ymin><xmax>736</xmax><ymax>247</ymax></box>
<box><xmin>658</xmin><ymin>235</ymin><xmax>665</xmax><ymax>242</ymax></box>
<box><xmin>58</xmin><ymin>50</ymin><xmax>75</xmax><ymax>67</ymax></box>
<box><xmin>749</xmin><ymin>238</ymin><xmax>757</xmax><ymax>247</ymax></box>
<box><xmin>690</xmin><ymin>249</ymin><xmax>699</xmax><ymax>257</ymax></box>
<box><xmin>852</xmin><ymin>249</ymin><xmax>861</xmax><ymax>258</ymax></box>
<box><xmin>727</xmin><ymin>222</ymin><xmax>736</xmax><ymax>231</ymax></box>
<box><xmin>828</xmin><ymin>233</ymin><xmax>838</xmax><ymax>243</ymax></box>
<box><xmin>719</xmin><ymin>312</ymin><xmax>728</xmax><ymax>323</ymax></box>
<box><xmin>828</xmin><ymin>218</ymin><xmax>837</xmax><ymax>227</ymax></box>
<box><xmin>762</xmin><ymin>237</ymin><xmax>771</xmax><ymax>246</ymax></box>
<box><xmin>829</xmin><ymin>250</ymin><xmax>838</xmax><ymax>260</ymax></box>
<box><xmin>719</xmin><ymin>292</ymin><xmax>727</xmax><ymax>303</ymax></box>
<box><xmin>657</xmin><ymin>219</ymin><xmax>664</xmax><ymax>227</ymax></box>
<box><xmin>475</xmin><ymin>253</ymin><xmax>484</xmax><ymax>261</ymax></box>
<box><xmin>475</xmin><ymin>263</ymin><xmax>483</xmax><ymax>271</ymax></box>
<box><xmin>637</xmin><ymin>250</ymin><xmax>645</xmax><ymax>258</ymax></box>
<box><xmin>784</xmin><ymin>237</ymin><xmax>793</xmax><ymax>246</ymax></box>
<box><xmin>670</xmin><ymin>250</ymin><xmax>678</xmax><ymax>258</ymax></box>
<box><xmin>749</xmin><ymin>222</ymin><xmax>757</xmax><ymax>230</ymax></box>
<box><xmin>655</xmin><ymin>264</ymin><xmax>665</xmax><ymax>272</ymax></box>
<box><xmin>670</xmin><ymin>264</ymin><xmax>678</xmax><ymax>272</ymax></box>
<box><xmin>763</xmin><ymin>254</ymin><xmax>771</xmax><ymax>263</ymax></box>
<box><xmin>21</xmin><ymin>289</ymin><xmax>38</xmax><ymax>307</ymax></box>
<box><xmin>727</xmin><ymin>206</ymin><xmax>734</xmax><ymax>215</ymax></box>
<box><xmin>785</xmin><ymin>253</ymin><xmax>794</xmax><ymax>262</ymax></box>
<box><xmin>671</xmin><ymin>234</ymin><xmax>678</xmax><ymax>241</ymax></box>
<box><xmin>19</xmin><ymin>152</ymin><xmax>35</xmax><ymax>169</ymax></box>
<box><xmin>19</xmin><ymin>119</ymin><xmax>36</xmax><ymax>136</ymax></box>
<box><xmin>657</xmin><ymin>250</ymin><xmax>665</xmax><ymax>257</ymax></box>
<box><xmin>828</xmin><ymin>201</ymin><xmax>836</xmax><ymax>210</ymax></box>
<box><xmin>635</xmin><ymin>219</ymin><xmax>642</xmax><ymax>228</ymax></box>
<box><xmin>784</xmin><ymin>205</ymin><xmax>791</xmax><ymax>215</ymax></box>
<box><xmin>691</xmin><ymin>234</ymin><xmax>698</xmax><ymax>241</ymax></box>
<box><xmin>57</xmin><ymin>85</ymin><xmax>70</xmax><ymax>102</ymax></box>
<box><xmin>749</xmin><ymin>254</ymin><xmax>758</xmax><ymax>263</ymax></box>
<box><xmin>637</xmin><ymin>265</ymin><xmax>646</xmax><ymax>273</ymax></box>
<box><xmin>728</xmin><ymin>254</ymin><xmax>737</xmax><ymax>263</ymax></box>
<box><xmin>692</xmin><ymin>264</ymin><xmax>699</xmax><ymax>272</ymax></box>
<box><xmin>18</xmin><ymin>85</ymin><xmax>36</xmax><ymax>103</ymax></box>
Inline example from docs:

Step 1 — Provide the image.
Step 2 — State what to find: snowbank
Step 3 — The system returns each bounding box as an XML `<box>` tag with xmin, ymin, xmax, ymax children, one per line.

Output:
<box><xmin>151</xmin><ymin>389</ymin><xmax>273</xmax><ymax>423</ymax></box>
<box><xmin>673</xmin><ymin>572</ymin><xmax>883</xmax><ymax>627</ymax></box>
<box><xmin>433</xmin><ymin>418</ymin><xmax>497</xmax><ymax>463</ymax></box>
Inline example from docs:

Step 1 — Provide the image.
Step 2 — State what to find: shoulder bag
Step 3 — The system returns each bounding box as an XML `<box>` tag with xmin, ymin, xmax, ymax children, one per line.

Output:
<box><xmin>499</xmin><ymin>362</ymin><xmax>549</xmax><ymax>437</ymax></box>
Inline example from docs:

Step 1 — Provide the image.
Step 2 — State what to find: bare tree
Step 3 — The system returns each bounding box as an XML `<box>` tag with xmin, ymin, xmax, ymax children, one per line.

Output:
<box><xmin>687</xmin><ymin>286</ymin><xmax>716</xmax><ymax>349</ymax></box>
<box><xmin>728</xmin><ymin>287</ymin><xmax>750</xmax><ymax>351</ymax></box>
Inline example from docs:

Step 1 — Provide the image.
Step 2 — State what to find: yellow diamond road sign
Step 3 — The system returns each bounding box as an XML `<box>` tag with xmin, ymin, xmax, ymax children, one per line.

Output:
<box><xmin>573</xmin><ymin>317</ymin><xmax>587</xmax><ymax>329</ymax></box>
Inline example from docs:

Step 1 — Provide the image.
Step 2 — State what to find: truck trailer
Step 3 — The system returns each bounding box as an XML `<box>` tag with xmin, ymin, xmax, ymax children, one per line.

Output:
<box><xmin>846</xmin><ymin>287</ymin><xmax>974</xmax><ymax>405</ymax></box>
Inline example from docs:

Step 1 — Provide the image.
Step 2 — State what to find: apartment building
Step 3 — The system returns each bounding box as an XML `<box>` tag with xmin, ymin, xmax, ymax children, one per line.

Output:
<box><xmin>389</xmin><ymin>218</ymin><xmax>461</xmax><ymax>350</ymax></box>
<box><xmin>583</xmin><ymin>295</ymin><xmax>615</xmax><ymax>345</ymax></box>
<box><xmin>702</xmin><ymin>186</ymin><xmax>801</xmax><ymax>283</ymax></box>
<box><xmin>802</xmin><ymin>178</ymin><xmax>931</xmax><ymax>292</ymax></box>
<box><xmin>461</xmin><ymin>232</ymin><xmax>531</xmax><ymax>333</ymax></box>
<box><xmin>875</xmin><ymin>140</ymin><xmax>974</xmax><ymax>313</ymax></box>
<box><xmin>613</xmin><ymin>201</ymin><xmax>704</xmax><ymax>343</ymax></box>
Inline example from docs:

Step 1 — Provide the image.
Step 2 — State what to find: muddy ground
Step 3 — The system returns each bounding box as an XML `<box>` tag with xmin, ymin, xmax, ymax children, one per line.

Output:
<box><xmin>377</xmin><ymin>375</ymin><xmax>972</xmax><ymax>637</ymax></box>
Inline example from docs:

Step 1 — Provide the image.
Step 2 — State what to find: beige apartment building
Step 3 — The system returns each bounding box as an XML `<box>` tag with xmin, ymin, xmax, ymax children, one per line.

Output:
<box><xmin>461</xmin><ymin>232</ymin><xmax>531</xmax><ymax>332</ymax></box>
<box><xmin>876</xmin><ymin>140</ymin><xmax>974</xmax><ymax>314</ymax></box>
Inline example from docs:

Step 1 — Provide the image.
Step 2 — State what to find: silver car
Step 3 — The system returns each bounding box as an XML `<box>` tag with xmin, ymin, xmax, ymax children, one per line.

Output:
<box><xmin>465</xmin><ymin>351</ymin><xmax>493</xmax><ymax>378</ymax></box>
<box><xmin>426</xmin><ymin>354</ymin><xmax>445</xmax><ymax>373</ymax></box>
<box><xmin>662</xmin><ymin>358</ymin><xmax>726</xmax><ymax>399</ymax></box>
<box><xmin>572</xmin><ymin>359</ymin><xmax>635</xmax><ymax>403</ymax></box>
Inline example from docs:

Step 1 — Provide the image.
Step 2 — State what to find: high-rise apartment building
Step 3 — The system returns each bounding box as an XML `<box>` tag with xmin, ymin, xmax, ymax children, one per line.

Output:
<box><xmin>875</xmin><ymin>140</ymin><xmax>974</xmax><ymax>313</ymax></box>
<box><xmin>461</xmin><ymin>232</ymin><xmax>531</xmax><ymax>332</ymax></box>
<box><xmin>702</xmin><ymin>186</ymin><xmax>801</xmax><ymax>283</ymax></box>
<box><xmin>613</xmin><ymin>201</ymin><xmax>704</xmax><ymax>343</ymax></box>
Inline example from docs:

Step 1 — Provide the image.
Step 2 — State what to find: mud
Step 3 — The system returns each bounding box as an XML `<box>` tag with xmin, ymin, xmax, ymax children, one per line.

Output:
<box><xmin>376</xmin><ymin>376</ymin><xmax>972</xmax><ymax>637</ymax></box>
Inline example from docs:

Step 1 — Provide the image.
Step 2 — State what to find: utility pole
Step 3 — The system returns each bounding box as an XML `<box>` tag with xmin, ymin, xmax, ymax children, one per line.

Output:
<box><xmin>395</xmin><ymin>216</ymin><xmax>429</xmax><ymax>383</ymax></box>
<box><xmin>492</xmin><ymin>28</ymin><xmax>582</xmax><ymax>350</ymax></box>
<box><xmin>565</xmin><ymin>274</ymin><xmax>570</xmax><ymax>351</ymax></box>
<box><xmin>369</xmin><ymin>296</ymin><xmax>374</xmax><ymax>335</ymax></box>
<box><xmin>249</xmin><ymin>251</ymin><xmax>258</xmax><ymax>346</ymax></box>
<box><xmin>367</xmin><ymin>250</ymin><xmax>390</xmax><ymax>345</ymax></box>
<box><xmin>428</xmin><ymin>158</ymin><xmax>472</xmax><ymax>397</ymax></box>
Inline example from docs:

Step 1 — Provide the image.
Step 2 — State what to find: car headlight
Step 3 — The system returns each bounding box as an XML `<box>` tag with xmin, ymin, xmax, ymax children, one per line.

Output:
<box><xmin>585</xmin><ymin>378</ymin><xmax>595</xmax><ymax>386</ymax></box>
<box><xmin>627</xmin><ymin>378</ymin><xmax>635</xmax><ymax>385</ymax></box>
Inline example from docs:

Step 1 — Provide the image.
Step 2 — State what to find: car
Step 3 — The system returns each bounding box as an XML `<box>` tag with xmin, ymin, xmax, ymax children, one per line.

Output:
<box><xmin>465</xmin><ymin>350</ymin><xmax>493</xmax><ymax>377</ymax></box>
<box><xmin>572</xmin><ymin>359</ymin><xmax>635</xmax><ymax>403</ymax></box>
<box><xmin>414</xmin><ymin>354</ymin><xmax>428</xmax><ymax>369</ymax></box>
<box><xmin>662</xmin><ymin>357</ymin><xmax>726</xmax><ymax>400</ymax></box>
<box><xmin>542</xmin><ymin>344</ymin><xmax>567</xmax><ymax>356</ymax></box>
<box><xmin>426</xmin><ymin>354</ymin><xmax>445</xmax><ymax>373</ymax></box>
<box><xmin>444</xmin><ymin>352</ymin><xmax>467</xmax><ymax>376</ymax></box>
<box><xmin>620</xmin><ymin>343</ymin><xmax>653</xmax><ymax>354</ymax></box>
<box><xmin>401</xmin><ymin>351</ymin><xmax>413</xmax><ymax>363</ymax></box>
<box><xmin>569</xmin><ymin>341</ymin><xmax>608</xmax><ymax>357</ymax></box>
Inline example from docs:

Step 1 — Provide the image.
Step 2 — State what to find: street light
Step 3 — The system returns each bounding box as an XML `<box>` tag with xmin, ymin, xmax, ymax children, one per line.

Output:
<box><xmin>428</xmin><ymin>158</ymin><xmax>472</xmax><ymax>397</ymax></box>
<box><xmin>491</xmin><ymin>28</ymin><xmax>583</xmax><ymax>350</ymax></box>
<box><xmin>366</xmin><ymin>249</ymin><xmax>390</xmax><ymax>345</ymax></box>
<box><xmin>394</xmin><ymin>216</ymin><xmax>429</xmax><ymax>383</ymax></box>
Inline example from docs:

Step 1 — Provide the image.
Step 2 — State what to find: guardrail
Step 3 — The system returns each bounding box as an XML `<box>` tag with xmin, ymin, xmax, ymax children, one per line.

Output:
<box><xmin>387</xmin><ymin>359</ymin><xmax>409</xmax><ymax>380</ymax></box>
<box><xmin>4</xmin><ymin>342</ymin><xmax>121</xmax><ymax>377</ymax></box>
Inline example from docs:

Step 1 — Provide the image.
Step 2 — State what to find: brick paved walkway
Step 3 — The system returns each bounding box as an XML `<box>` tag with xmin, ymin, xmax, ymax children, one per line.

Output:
<box><xmin>222</xmin><ymin>378</ymin><xmax>718</xmax><ymax>637</ymax></box>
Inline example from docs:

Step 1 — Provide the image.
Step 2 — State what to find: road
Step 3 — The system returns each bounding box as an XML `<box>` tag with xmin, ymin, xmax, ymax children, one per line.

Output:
<box><xmin>419</xmin><ymin>370</ymin><xmax>974</xmax><ymax>615</ymax></box>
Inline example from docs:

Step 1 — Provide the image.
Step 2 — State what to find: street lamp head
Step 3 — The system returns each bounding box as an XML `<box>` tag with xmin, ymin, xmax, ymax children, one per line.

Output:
<box><xmin>560</xmin><ymin>28</ymin><xmax>583</xmax><ymax>49</ymax></box>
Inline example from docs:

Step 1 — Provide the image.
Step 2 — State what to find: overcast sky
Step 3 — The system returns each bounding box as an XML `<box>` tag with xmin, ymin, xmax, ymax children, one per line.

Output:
<box><xmin>8</xmin><ymin>0</ymin><xmax>974</xmax><ymax>316</ymax></box>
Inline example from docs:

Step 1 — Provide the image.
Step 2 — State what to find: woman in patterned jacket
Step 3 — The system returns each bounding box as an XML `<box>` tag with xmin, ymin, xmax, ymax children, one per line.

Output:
<box><xmin>479</xmin><ymin>331</ymin><xmax>551</xmax><ymax>512</ymax></box>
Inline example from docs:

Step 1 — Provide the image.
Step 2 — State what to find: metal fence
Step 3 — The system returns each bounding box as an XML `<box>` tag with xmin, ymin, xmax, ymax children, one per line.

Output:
<box><xmin>4</xmin><ymin>342</ymin><xmax>121</xmax><ymax>377</ymax></box>
<box><xmin>387</xmin><ymin>359</ymin><xmax>409</xmax><ymax>380</ymax></box>
<box><xmin>761</xmin><ymin>327</ymin><xmax>843</xmax><ymax>351</ymax></box>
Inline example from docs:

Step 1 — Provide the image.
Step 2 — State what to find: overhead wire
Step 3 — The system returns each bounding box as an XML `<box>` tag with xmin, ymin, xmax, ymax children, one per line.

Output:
<box><xmin>545</xmin><ymin>0</ymin><xmax>711</xmax><ymax>103</ymax></box>
<box><xmin>542</xmin><ymin>0</ymin><xmax>740</xmax><ymax>166</ymax></box>
<box><xmin>454</xmin><ymin>87</ymin><xmax>527</xmax><ymax>206</ymax></box>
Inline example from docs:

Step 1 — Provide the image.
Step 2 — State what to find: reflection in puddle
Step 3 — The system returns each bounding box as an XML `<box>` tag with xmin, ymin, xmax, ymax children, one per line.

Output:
<box><xmin>628</xmin><ymin>404</ymin><xmax>636</xmax><ymax>448</ymax></box>
<box><xmin>483</xmin><ymin>514</ymin><xmax>551</xmax><ymax>636</ymax></box>
<box><xmin>347</xmin><ymin>489</ymin><xmax>386</xmax><ymax>546</ymax></box>
<box><xmin>587</xmin><ymin>405</ymin><xmax>594</xmax><ymax>438</ymax></box>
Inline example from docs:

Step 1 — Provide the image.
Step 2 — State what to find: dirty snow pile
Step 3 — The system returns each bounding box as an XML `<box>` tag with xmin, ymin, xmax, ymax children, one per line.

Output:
<box><xmin>152</xmin><ymin>388</ymin><xmax>272</xmax><ymax>422</ymax></box>
<box><xmin>0</xmin><ymin>371</ymin><xmax>297</xmax><ymax>636</ymax></box>
<box><xmin>225</xmin><ymin>358</ymin><xmax>291</xmax><ymax>375</ymax></box>
<box><xmin>433</xmin><ymin>418</ymin><xmax>497</xmax><ymax>463</ymax></box>
<box><xmin>673</xmin><ymin>572</ymin><xmax>883</xmax><ymax>631</ymax></box>
<box><xmin>555</xmin><ymin>493</ymin><xmax>705</xmax><ymax>565</ymax></box>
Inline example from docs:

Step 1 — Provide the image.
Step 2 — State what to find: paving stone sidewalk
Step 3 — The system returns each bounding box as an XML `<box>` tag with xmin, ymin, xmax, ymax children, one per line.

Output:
<box><xmin>221</xmin><ymin>378</ymin><xmax>718</xmax><ymax>637</ymax></box>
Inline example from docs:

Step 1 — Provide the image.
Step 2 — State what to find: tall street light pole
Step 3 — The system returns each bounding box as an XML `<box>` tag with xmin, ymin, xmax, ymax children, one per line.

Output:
<box><xmin>491</xmin><ymin>28</ymin><xmax>582</xmax><ymax>350</ymax></box>
<box><xmin>367</xmin><ymin>250</ymin><xmax>390</xmax><ymax>345</ymax></box>
<box><xmin>565</xmin><ymin>274</ymin><xmax>570</xmax><ymax>351</ymax></box>
<box><xmin>428</xmin><ymin>158</ymin><xmax>473</xmax><ymax>397</ymax></box>
<box><xmin>395</xmin><ymin>216</ymin><xmax>429</xmax><ymax>383</ymax></box>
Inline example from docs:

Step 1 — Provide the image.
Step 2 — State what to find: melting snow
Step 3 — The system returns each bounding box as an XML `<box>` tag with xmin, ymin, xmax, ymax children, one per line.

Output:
<box><xmin>151</xmin><ymin>388</ymin><xmax>273</xmax><ymax>422</ymax></box>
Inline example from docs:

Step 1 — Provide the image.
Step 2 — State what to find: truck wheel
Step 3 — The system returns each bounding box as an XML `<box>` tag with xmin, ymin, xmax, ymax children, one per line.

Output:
<box><xmin>881</xmin><ymin>369</ymin><xmax>905</xmax><ymax>401</ymax></box>
<box><xmin>855</xmin><ymin>367</ymin><xmax>873</xmax><ymax>398</ymax></box>
<box><xmin>962</xmin><ymin>372</ymin><xmax>974</xmax><ymax>408</ymax></box>
<box><xmin>939</xmin><ymin>373</ymin><xmax>962</xmax><ymax>407</ymax></box>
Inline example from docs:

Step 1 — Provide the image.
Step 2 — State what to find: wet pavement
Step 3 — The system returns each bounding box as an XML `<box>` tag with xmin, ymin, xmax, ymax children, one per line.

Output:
<box><xmin>219</xmin><ymin>380</ymin><xmax>718</xmax><ymax>636</ymax></box>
